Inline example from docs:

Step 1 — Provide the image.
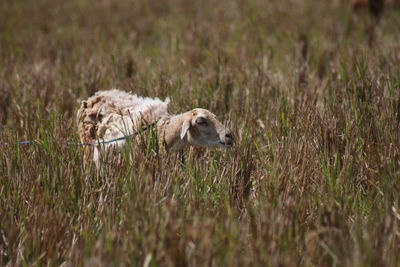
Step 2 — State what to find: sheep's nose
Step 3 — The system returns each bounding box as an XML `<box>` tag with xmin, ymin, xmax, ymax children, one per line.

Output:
<box><xmin>224</xmin><ymin>132</ymin><xmax>234</xmax><ymax>145</ymax></box>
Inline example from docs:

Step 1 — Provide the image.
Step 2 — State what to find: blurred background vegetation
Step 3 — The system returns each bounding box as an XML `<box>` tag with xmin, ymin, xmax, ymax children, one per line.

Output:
<box><xmin>1</xmin><ymin>0</ymin><xmax>400</xmax><ymax>265</ymax></box>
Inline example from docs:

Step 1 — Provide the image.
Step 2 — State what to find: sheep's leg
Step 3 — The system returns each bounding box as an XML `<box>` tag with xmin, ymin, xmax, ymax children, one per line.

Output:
<box><xmin>93</xmin><ymin>146</ymin><xmax>101</xmax><ymax>173</ymax></box>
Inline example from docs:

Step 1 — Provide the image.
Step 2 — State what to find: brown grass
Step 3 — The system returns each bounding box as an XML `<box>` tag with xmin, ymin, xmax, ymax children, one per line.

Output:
<box><xmin>1</xmin><ymin>0</ymin><xmax>400</xmax><ymax>266</ymax></box>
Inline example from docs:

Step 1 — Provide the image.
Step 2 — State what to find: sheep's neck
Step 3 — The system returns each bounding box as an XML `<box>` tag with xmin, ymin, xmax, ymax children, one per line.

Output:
<box><xmin>157</xmin><ymin>114</ymin><xmax>187</xmax><ymax>152</ymax></box>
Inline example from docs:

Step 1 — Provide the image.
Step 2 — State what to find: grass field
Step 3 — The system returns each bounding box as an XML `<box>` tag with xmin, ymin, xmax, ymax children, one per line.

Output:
<box><xmin>1</xmin><ymin>0</ymin><xmax>400</xmax><ymax>266</ymax></box>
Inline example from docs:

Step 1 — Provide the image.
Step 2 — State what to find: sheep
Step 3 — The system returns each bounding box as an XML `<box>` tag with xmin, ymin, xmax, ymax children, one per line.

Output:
<box><xmin>77</xmin><ymin>89</ymin><xmax>234</xmax><ymax>168</ymax></box>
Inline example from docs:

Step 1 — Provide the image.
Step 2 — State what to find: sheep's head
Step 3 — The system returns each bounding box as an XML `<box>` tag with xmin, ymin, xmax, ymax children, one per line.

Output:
<box><xmin>180</xmin><ymin>108</ymin><xmax>233</xmax><ymax>148</ymax></box>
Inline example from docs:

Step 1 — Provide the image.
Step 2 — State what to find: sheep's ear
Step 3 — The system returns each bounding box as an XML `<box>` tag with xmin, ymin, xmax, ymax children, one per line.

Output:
<box><xmin>180</xmin><ymin>119</ymin><xmax>191</xmax><ymax>140</ymax></box>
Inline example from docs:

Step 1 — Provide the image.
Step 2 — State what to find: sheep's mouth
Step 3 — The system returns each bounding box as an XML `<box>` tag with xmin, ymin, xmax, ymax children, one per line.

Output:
<box><xmin>219</xmin><ymin>141</ymin><xmax>233</xmax><ymax>147</ymax></box>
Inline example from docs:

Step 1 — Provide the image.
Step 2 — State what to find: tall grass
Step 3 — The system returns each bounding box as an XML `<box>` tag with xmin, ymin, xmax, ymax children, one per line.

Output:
<box><xmin>1</xmin><ymin>0</ymin><xmax>400</xmax><ymax>265</ymax></box>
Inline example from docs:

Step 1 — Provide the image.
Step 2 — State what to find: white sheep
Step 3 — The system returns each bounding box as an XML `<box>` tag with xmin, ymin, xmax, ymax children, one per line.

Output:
<box><xmin>77</xmin><ymin>89</ymin><xmax>233</xmax><ymax>168</ymax></box>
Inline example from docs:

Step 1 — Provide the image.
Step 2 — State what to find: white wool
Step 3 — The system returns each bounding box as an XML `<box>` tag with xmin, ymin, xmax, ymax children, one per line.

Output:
<box><xmin>95</xmin><ymin>89</ymin><xmax>170</xmax><ymax>148</ymax></box>
<box><xmin>96</xmin><ymin>89</ymin><xmax>169</xmax><ymax>106</ymax></box>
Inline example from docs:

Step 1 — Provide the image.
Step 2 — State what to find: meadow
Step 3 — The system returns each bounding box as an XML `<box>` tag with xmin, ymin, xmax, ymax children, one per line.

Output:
<box><xmin>1</xmin><ymin>0</ymin><xmax>400</xmax><ymax>265</ymax></box>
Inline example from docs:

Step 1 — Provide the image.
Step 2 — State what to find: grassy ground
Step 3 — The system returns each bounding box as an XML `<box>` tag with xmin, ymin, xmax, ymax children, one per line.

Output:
<box><xmin>1</xmin><ymin>0</ymin><xmax>400</xmax><ymax>265</ymax></box>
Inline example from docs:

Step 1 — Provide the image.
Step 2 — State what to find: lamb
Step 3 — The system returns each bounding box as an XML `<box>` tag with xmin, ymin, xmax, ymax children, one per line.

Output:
<box><xmin>77</xmin><ymin>89</ymin><xmax>234</xmax><ymax>168</ymax></box>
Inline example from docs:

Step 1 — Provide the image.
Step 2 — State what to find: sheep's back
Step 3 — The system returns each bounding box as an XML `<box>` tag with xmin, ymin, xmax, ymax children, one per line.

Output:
<box><xmin>77</xmin><ymin>89</ymin><xmax>170</xmax><ymax>143</ymax></box>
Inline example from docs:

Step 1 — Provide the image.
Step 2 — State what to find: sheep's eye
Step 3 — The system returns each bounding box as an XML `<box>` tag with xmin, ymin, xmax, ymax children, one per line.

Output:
<box><xmin>196</xmin><ymin>117</ymin><xmax>207</xmax><ymax>126</ymax></box>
